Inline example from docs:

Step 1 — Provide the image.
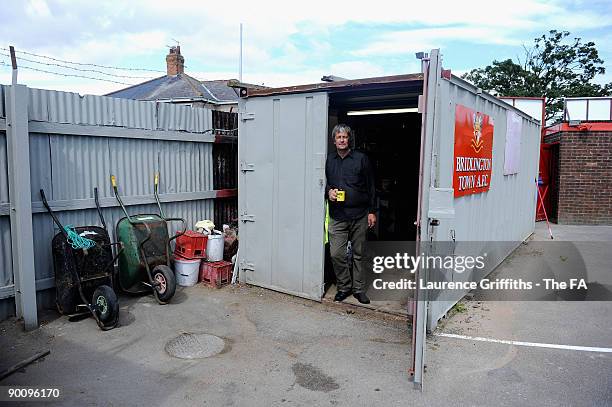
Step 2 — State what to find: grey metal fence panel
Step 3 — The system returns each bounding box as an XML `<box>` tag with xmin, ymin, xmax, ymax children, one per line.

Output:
<box><xmin>80</xmin><ymin>94</ymin><xmax>111</xmax><ymax>126</ymax></box>
<box><xmin>29</xmin><ymin>134</ymin><xmax>52</xmax><ymax>201</ymax></box>
<box><xmin>28</xmin><ymin>88</ymin><xmax>160</xmax><ymax>130</ymax></box>
<box><xmin>110</xmin><ymin>96</ymin><xmax>156</xmax><ymax>129</ymax></box>
<box><xmin>47</xmin><ymin>88</ymin><xmax>83</xmax><ymax>124</ymax></box>
<box><xmin>158</xmin><ymin>141</ymin><xmax>213</xmax><ymax>194</ymax></box>
<box><xmin>0</xmin><ymin>85</ymin><xmax>5</xmax><ymax>118</ymax></box>
<box><xmin>108</xmin><ymin>137</ymin><xmax>158</xmax><ymax>197</ymax></box>
<box><xmin>49</xmin><ymin>135</ymin><xmax>111</xmax><ymax>200</ymax></box>
<box><xmin>158</xmin><ymin>102</ymin><xmax>212</xmax><ymax>132</ymax></box>
<box><xmin>31</xmin><ymin>212</ymin><xmax>55</xmax><ymax>281</ymax></box>
<box><xmin>162</xmin><ymin>200</ymin><xmax>215</xmax><ymax>233</ymax></box>
<box><xmin>1</xmin><ymin>85</ymin><xmax>220</xmax><ymax>321</ymax></box>
<box><xmin>28</xmin><ymin>87</ymin><xmax>51</xmax><ymax>122</ymax></box>
<box><xmin>0</xmin><ymin>132</ymin><xmax>8</xmax><ymax>202</ymax></box>
<box><xmin>0</xmin><ymin>127</ymin><xmax>12</xmax><ymax>298</ymax></box>
<box><xmin>0</xmin><ymin>217</ymin><xmax>12</xmax><ymax>287</ymax></box>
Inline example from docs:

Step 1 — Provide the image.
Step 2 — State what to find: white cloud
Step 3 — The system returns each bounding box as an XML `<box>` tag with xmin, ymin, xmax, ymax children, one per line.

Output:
<box><xmin>328</xmin><ymin>61</ymin><xmax>386</xmax><ymax>79</ymax></box>
<box><xmin>61</xmin><ymin>31</ymin><xmax>169</xmax><ymax>64</ymax></box>
<box><xmin>350</xmin><ymin>0</ymin><xmax>612</xmax><ymax>56</ymax></box>
<box><xmin>25</xmin><ymin>0</ymin><xmax>51</xmax><ymax>19</ymax></box>
<box><xmin>0</xmin><ymin>0</ymin><xmax>610</xmax><ymax>94</ymax></box>
<box><xmin>352</xmin><ymin>26</ymin><xmax>523</xmax><ymax>57</ymax></box>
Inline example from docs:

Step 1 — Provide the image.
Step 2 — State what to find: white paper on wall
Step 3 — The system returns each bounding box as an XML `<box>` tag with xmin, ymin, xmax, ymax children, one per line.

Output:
<box><xmin>504</xmin><ymin>111</ymin><xmax>522</xmax><ymax>175</ymax></box>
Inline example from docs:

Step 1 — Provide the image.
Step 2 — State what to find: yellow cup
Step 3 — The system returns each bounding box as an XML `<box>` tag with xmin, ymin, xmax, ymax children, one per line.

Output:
<box><xmin>336</xmin><ymin>190</ymin><xmax>345</xmax><ymax>202</ymax></box>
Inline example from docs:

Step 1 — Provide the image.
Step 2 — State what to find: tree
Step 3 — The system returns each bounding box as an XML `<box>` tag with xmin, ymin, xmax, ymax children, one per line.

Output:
<box><xmin>462</xmin><ymin>30</ymin><xmax>612</xmax><ymax>122</ymax></box>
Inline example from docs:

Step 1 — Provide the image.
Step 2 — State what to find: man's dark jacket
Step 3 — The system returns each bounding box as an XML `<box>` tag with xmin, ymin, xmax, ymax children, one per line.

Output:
<box><xmin>325</xmin><ymin>149</ymin><xmax>376</xmax><ymax>221</ymax></box>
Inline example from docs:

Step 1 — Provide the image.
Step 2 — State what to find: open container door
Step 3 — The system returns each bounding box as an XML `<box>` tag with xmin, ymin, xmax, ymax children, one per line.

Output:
<box><xmin>410</xmin><ymin>49</ymin><xmax>444</xmax><ymax>390</ymax></box>
<box><xmin>238</xmin><ymin>92</ymin><xmax>328</xmax><ymax>300</ymax></box>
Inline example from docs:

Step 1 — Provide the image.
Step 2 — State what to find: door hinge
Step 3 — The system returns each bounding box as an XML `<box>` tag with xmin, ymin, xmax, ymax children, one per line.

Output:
<box><xmin>240</xmin><ymin>213</ymin><xmax>255</xmax><ymax>223</ymax></box>
<box><xmin>240</xmin><ymin>162</ymin><xmax>255</xmax><ymax>172</ymax></box>
<box><xmin>240</xmin><ymin>112</ymin><xmax>255</xmax><ymax>121</ymax></box>
<box><xmin>240</xmin><ymin>261</ymin><xmax>255</xmax><ymax>271</ymax></box>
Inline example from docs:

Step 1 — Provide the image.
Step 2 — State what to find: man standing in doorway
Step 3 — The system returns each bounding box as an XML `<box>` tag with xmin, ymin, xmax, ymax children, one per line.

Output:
<box><xmin>326</xmin><ymin>124</ymin><xmax>377</xmax><ymax>304</ymax></box>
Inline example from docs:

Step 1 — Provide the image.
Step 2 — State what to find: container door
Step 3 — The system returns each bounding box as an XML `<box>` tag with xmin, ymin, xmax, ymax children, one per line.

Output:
<box><xmin>411</xmin><ymin>49</ymin><xmax>443</xmax><ymax>390</ymax></box>
<box><xmin>238</xmin><ymin>92</ymin><xmax>328</xmax><ymax>301</ymax></box>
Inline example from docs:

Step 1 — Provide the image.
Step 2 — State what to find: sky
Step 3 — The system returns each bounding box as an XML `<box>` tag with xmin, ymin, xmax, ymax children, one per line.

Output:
<box><xmin>0</xmin><ymin>0</ymin><xmax>611</xmax><ymax>96</ymax></box>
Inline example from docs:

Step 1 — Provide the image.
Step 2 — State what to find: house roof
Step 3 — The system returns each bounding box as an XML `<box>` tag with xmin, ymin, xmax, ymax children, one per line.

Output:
<box><xmin>106</xmin><ymin>73</ymin><xmax>239</xmax><ymax>103</ymax></box>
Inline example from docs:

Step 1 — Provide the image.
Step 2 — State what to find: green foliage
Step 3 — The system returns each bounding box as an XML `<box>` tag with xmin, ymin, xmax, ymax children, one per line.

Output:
<box><xmin>462</xmin><ymin>30</ymin><xmax>612</xmax><ymax>122</ymax></box>
<box><xmin>452</xmin><ymin>302</ymin><xmax>467</xmax><ymax>313</ymax></box>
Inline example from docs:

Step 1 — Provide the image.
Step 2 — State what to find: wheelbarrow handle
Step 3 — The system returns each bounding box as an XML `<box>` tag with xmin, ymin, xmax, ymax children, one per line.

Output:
<box><xmin>39</xmin><ymin>189</ymin><xmax>69</xmax><ymax>239</ymax></box>
<box><xmin>93</xmin><ymin>187</ymin><xmax>107</xmax><ymax>230</ymax></box>
<box><xmin>163</xmin><ymin>217</ymin><xmax>186</xmax><ymax>267</ymax></box>
<box><xmin>153</xmin><ymin>171</ymin><xmax>165</xmax><ymax>219</ymax></box>
<box><xmin>40</xmin><ymin>189</ymin><xmax>51</xmax><ymax>210</ymax></box>
<box><xmin>165</xmin><ymin>217</ymin><xmax>187</xmax><ymax>243</ymax></box>
<box><xmin>110</xmin><ymin>175</ymin><xmax>133</xmax><ymax>222</ymax></box>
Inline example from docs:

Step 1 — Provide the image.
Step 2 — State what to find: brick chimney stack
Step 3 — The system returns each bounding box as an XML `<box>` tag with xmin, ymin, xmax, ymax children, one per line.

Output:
<box><xmin>166</xmin><ymin>46</ymin><xmax>184</xmax><ymax>76</ymax></box>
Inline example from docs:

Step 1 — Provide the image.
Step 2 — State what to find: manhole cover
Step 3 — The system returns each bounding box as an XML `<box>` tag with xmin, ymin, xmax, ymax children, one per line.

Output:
<box><xmin>165</xmin><ymin>333</ymin><xmax>226</xmax><ymax>359</ymax></box>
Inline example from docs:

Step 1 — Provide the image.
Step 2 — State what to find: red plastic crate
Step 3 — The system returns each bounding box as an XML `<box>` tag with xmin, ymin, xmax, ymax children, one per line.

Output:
<box><xmin>199</xmin><ymin>261</ymin><xmax>233</xmax><ymax>288</ymax></box>
<box><xmin>174</xmin><ymin>230</ymin><xmax>208</xmax><ymax>259</ymax></box>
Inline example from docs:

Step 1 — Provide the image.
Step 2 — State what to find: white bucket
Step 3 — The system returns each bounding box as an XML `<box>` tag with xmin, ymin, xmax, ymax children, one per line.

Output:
<box><xmin>206</xmin><ymin>233</ymin><xmax>224</xmax><ymax>261</ymax></box>
<box><xmin>174</xmin><ymin>257</ymin><xmax>201</xmax><ymax>286</ymax></box>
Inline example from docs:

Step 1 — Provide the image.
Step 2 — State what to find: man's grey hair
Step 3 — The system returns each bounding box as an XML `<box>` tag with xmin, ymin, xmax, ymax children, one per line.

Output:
<box><xmin>332</xmin><ymin>124</ymin><xmax>352</xmax><ymax>140</ymax></box>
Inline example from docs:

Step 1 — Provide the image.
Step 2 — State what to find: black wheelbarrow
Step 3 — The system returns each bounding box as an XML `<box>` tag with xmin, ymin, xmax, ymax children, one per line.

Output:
<box><xmin>41</xmin><ymin>188</ymin><xmax>123</xmax><ymax>330</ymax></box>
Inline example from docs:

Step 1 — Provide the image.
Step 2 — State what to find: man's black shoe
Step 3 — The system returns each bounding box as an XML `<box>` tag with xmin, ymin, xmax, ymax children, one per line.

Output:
<box><xmin>334</xmin><ymin>290</ymin><xmax>351</xmax><ymax>302</ymax></box>
<box><xmin>353</xmin><ymin>292</ymin><xmax>370</xmax><ymax>304</ymax></box>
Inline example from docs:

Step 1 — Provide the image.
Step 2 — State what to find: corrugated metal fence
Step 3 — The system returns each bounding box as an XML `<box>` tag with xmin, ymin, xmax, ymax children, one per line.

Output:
<box><xmin>0</xmin><ymin>84</ymin><xmax>230</xmax><ymax>324</ymax></box>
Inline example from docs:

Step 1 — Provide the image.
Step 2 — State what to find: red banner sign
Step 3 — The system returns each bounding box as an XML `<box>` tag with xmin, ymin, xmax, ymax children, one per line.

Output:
<box><xmin>453</xmin><ymin>104</ymin><xmax>494</xmax><ymax>198</ymax></box>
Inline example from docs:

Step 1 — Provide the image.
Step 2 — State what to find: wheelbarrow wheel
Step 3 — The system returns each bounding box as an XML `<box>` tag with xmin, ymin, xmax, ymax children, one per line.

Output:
<box><xmin>92</xmin><ymin>285</ymin><xmax>119</xmax><ymax>327</ymax></box>
<box><xmin>152</xmin><ymin>265</ymin><xmax>175</xmax><ymax>304</ymax></box>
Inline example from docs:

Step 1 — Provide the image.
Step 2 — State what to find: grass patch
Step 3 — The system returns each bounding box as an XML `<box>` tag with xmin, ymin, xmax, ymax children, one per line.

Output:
<box><xmin>452</xmin><ymin>302</ymin><xmax>468</xmax><ymax>313</ymax></box>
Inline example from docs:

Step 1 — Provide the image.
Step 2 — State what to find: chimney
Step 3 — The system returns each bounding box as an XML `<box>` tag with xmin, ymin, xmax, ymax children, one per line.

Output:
<box><xmin>166</xmin><ymin>46</ymin><xmax>184</xmax><ymax>76</ymax></box>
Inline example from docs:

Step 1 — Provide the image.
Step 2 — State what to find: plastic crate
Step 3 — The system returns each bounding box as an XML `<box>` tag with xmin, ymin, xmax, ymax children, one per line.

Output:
<box><xmin>199</xmin><ymin>261</ymin><xmax>233</xmax><ymax>288</ymax></box>
<box><xmin>174</xmin><ymin>230</ymin><xmax>208</xmax><ymax>259</ymax></box>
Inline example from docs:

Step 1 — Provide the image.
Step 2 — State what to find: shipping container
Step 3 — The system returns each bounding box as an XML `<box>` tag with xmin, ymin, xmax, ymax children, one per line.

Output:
<box><xmin>236</xmin><ymin>49</ymin><xmax>541</xmax><ymax>388</ymax></box>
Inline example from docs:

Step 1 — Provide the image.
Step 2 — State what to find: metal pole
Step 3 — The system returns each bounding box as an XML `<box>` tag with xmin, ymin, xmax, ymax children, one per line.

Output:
<box><xmin>239</xmin><ymin>23</ymin><xmax>243</xmax><ymax>82</ymax></box>
<box><xmin>9</xmin><ymin>46</ymin><xmax>17</xmax><ymax>85</ymax></box>
<box><xmin>6</xmin><ymin>84</ymin><xmax>38</xmax><ymax>330</ymax></box>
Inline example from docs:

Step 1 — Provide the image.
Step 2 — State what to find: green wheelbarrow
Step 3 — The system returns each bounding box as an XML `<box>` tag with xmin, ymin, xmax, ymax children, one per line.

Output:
<box><xmin>111</xmin><ymin>173</ymin><xmax>186</xmax><ymax>304</ymax></box>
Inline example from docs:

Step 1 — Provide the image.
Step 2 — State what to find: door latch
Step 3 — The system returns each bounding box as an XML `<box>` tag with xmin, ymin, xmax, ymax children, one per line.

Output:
<box><xmin>240</xmin><ymin>162</ymin><xmax>255</xmax><ymax>172</ymax></box>
<box><xmin>240</xmin><ymin>213</ymin><xmax>255</xmax><ymax>223</ymax></box>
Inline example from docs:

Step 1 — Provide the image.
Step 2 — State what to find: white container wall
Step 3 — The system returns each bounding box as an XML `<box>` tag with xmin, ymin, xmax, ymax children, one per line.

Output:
<box><xmin>423</xmin><ymin>74</ymin><xmax>541</xmax><ymax>329</ymax></box>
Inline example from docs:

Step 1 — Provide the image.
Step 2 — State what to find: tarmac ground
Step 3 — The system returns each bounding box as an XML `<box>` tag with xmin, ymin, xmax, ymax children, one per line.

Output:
<box><xmin>0</xmin><ymin>222</ymin><xmax>610</xmax><ymax>406</ymax></box>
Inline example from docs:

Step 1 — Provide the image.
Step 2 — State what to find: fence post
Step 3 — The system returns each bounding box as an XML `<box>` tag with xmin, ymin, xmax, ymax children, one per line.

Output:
<box><xmin>6</xmin><ymin>84</ymin><xmax>37</xmax><ymax>330</ymax></box>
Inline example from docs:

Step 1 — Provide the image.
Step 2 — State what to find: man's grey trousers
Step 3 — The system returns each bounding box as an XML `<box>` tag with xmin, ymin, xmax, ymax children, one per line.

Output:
<box><xmin>328</xmin><ymin>214</ymin><xmax>368</xmax><ymax>293</ymax></box>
